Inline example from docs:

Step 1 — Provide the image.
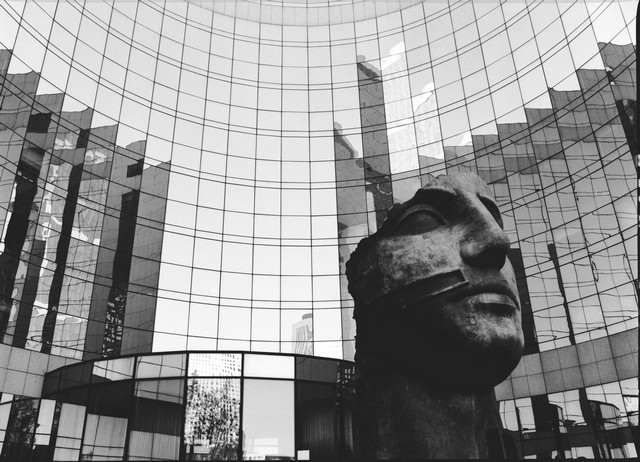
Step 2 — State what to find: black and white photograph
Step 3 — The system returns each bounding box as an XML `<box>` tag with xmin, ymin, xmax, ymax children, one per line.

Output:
<box><xmin>0</xmin><ymin>0</ymin><xmax>636</xmax><ymax>460</ymax></box>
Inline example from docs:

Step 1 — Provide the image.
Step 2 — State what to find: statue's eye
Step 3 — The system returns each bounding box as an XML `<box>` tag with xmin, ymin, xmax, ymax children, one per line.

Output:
<box><xmin>393</xmin><ymin>209</ymin><xmax>445</xmax><ymax>235</ymax></box>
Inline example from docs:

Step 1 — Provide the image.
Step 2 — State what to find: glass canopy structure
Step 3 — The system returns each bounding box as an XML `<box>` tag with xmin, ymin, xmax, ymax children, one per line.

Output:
<box><xmin>0</xmin><ymin>0</ymin><xmax>636</xmax><ymax>459</ymax></box>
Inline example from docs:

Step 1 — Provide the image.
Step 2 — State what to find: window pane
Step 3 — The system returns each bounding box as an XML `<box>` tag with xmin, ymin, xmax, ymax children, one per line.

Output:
<box><xmin>296</xmin><ymin>382</ymin><xmax>337</xmax><ymax>459</ymax></box>
<box><xmin>188</xmin><ymin>353</ymin><xmax>242</xmax><ymax>377</ymax></box>
<box><xmin>185</xmin><ymin>378</ymin><xmax>240</xmax><ymax>460</ymax></box>
<box><xmin>296</xmin><ymin>357</ymin><xmax>338</xmax><ymax>383</ymax></box>
<box><xmin>2</xmin><ymin>398</ymin><xmax>39</xmax><ymax>460</ymax></box>
<box><xmin>136</xmin><ymin>354</ymin><xmax>187</xmax><ymax>379</ymax></box>
<box><xmin>129</xmin><ymin>380</ymin><xmax>184</xmax><ymax>461</ymax></box>
<box><xmin>242</xmin><ymin>379</ymin><xmax>294</xmax><ymax>460</ymax></box>
<box><xmin>92</xmin><ymin>357</ymin><xmax>135</xmax><ymax>382</ymax></box>
<box><xmin>35</xmin><ymin>399</ymin><xmax>57</xmax><ymax>446</ymax></box>
<box><xmin>81</xmin><ymin>382</ymin><xmax>133</xmax><ymax>461</ymax></box>
<box><xmin>53</xmin><ymin>403</ymin><xmax>86</xmax><ymax>461</ymax></box>
<box><xmin>244</xmin><ymin>354</ymin><xmax>294</xmax><ymax>379</ymax></box>
<box><xmin>59</xmin><ymin>363</ymin><xmax>92</xmax><ymax>391</ymax></box>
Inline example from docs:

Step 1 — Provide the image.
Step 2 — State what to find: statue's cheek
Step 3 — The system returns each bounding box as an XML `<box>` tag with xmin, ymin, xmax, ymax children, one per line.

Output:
<box><xmin>375</xmin><ymin>233</ymin><xmax>463</xmax><ymax>292</ymax></box>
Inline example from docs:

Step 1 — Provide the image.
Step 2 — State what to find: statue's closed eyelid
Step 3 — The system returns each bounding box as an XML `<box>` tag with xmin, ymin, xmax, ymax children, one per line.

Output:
<box><xmin>392</xmin><ymin>207</ymin><xmax>445</xmax><ymax>235</ymax></box>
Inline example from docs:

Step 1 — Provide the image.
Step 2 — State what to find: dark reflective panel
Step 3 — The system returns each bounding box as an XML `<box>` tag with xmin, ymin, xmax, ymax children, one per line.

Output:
<box><xmin>42</xmin><ymin>369</ymin><xmax>61</xmax><ymax>398</ymax></box>
<box><xmin>295</xmin><ymin>363</ymin><xmax>356</xmax><ymax>459</ymax></box>
<box><xmin>0</xmin><ymin>397</ymin><xmax>40</xmax><ymax>461</ymax></box>
<box><xmin>80</xmin><ymin>381</ymin><xmax>133</xmax><ymax>460</ymax></box>
<box><xmin>296</xmin><ymin>382</ymin><xmax>337</xmax><ymax>459</ymax></box>
<box><xmin>58</xmin><ymin>362</ymin><xmax>92</xmax><ymax>392</ymax></box>
<box><xmin>1</xmin><ymin>142</ymin><xmax>45</xmax><ymax>347</ymax></box>
<box><xmin>185</xmin><ymin>378</ymin><xmax>240</xmax><ymax>461</ymax></box>
<box><xmin>129</xmin><ymin>379</ymin><xmax>184</xmax><ymax>461</ymax></box>
<box><xmin>296</xmin><ymin>357</ymin><xmax>338</xmax><ymax>383</ymax></box>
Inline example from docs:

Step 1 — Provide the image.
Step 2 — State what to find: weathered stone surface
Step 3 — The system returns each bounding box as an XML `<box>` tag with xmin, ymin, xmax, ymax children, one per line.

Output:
<box><xmin>346</xmin><ymin>172</ymin><xmax>524</xmax><ymax>459</ymax></box>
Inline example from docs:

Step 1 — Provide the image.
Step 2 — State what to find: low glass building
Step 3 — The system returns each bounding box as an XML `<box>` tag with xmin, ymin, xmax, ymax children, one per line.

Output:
<box><xmin>0</xmin><ymin>0</ymin><xmax>636</xmax><ymax>459</ymax></box>
<box><xmin>4</xmin><ymin>352</ymin><xmax>355</xmax><ymax>461</ymax></box>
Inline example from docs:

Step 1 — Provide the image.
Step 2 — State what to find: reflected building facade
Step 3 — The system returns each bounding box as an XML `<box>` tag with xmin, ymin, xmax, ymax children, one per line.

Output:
<box><xmin>0</xmin><ymin>0</ymin><xmax>637</xmax><ymax>459</ymax></box>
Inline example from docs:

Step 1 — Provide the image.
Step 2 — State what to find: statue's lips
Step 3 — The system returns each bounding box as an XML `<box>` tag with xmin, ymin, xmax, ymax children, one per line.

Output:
<box><xmin>459</xmin><ymin>292</ymin><xmax>519</xmax><ymax>316</ymax></box>
<box><xmin>452</xmin><ymin>283</ymin><xmax>520</xmax><ymax>313</ymax></box>
<box><xmin>399</xmin><ymin>283</ymin><xmax>520</xmax><ymax>317</ymax></box>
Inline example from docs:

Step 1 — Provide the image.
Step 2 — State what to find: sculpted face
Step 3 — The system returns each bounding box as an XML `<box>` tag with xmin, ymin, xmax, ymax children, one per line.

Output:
<box><xmin>347</xmin><ymin>172</ymin><xmax>524</xmax><ymax>390</ymax></box>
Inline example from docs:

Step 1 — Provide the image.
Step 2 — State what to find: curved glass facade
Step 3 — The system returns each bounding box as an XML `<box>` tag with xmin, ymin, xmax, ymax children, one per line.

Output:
<box><xmin>0</xmin><ymin>0</ymin><xmax>636</xmax><ymax>459</ymax></box>
<box><xmin>3</xmin><ymin>352</ymin><xmax>355</xmax><ymax>460</ymax></box>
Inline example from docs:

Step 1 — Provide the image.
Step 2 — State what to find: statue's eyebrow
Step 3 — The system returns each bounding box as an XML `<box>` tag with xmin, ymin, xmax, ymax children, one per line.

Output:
<box><xmin>380</xmin><ymin>186</ymin><xmax>456</xmax><ymax>235</ymax></box>
<box><xmin>413</xmin><ymin>186</ymin><xmax>459</xmax><ymax>207</ymax></box>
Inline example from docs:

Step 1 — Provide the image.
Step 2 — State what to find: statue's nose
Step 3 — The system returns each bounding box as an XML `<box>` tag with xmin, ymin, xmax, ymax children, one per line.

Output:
<box><xmin>460</xmin><ymin>203</ymin><xmax>510</xmax><ymax>270</ymax></box>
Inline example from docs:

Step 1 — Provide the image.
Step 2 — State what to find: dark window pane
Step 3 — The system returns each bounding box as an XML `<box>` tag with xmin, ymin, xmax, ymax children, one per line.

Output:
<box><xmin>129</xmin><ymin>379</ymin><xmax>184</xmax><ymax>461</ymax></box>
<box><xmin>20</xmin><ymin>144</ymin><xmax>45</xmax><ymax>175</ymax></box>
<box><xmin>127</xmin><ymin>159</ymin><xmax>144</xmax><ymax>177</ymax></box>
<box><xmin>0</xmin><ymin>397</ymin><xmax>39</xmax><ymax>461</ymax></box>
<box><xmin>296</xmin><ymin>382</ymin><xmax>337</xmax><ymax>459</ymax></box>
<box><xmin>42</xmin><ymin>370</ymin><xmax>61</xmax><ymax>398</ymax></box>
<box><xmin>81</xmin><ymin>382</ymin><xmax>133</xmax><ymax>460</ymax></box>
<box><xmin>296</xmin><ymin>357</ymin><xmax>338</xmax><ymax>383</ymax></box>
<box><xmin>27</xmin><ymin>112</ymin><xmax>52</xmax><ymax>133</ymax></box>
<box><xmin>76</xmin><ymin>128</ymin><xmax>90</xmax><ymax>149</ymax></box>
<box><xmin>87</xmin><ymin>381</ymin><xmax>133</xmax><ymax>418</ymax></box>
<box><xmin>59</xmin><ymin>362</ymin><xmax>92</xmax><ymax>392</ymax></box>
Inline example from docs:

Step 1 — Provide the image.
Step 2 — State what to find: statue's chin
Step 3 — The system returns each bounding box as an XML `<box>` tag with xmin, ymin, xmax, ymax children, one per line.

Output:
<box><xmin>359</xmin><ymin>314</ymin><xmax>524</xmax><ymax>392</ymax></box>
<box><xmin>413</xmin><ymin>336</ymin><xmax>524</xmax><ymax>391</ymax></box>
<box><xmin>409</xmin><ymin>301</ymin><xmax>524</xmax><ymax>390</ymax></box>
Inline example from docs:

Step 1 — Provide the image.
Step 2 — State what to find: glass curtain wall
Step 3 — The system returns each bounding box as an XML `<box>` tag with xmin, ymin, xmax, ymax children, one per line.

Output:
<box><xmin>0</xmin><ymin>0</ymin><xmax>635</xmax><ymax>362</ymax></box>
<box><xmin>0</xmin><ymin>0</ymin><xmax>636</xmax><ymax>458</ymax></box>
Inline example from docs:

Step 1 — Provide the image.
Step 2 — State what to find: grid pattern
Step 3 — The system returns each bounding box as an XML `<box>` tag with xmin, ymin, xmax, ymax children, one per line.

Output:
<box><xmin>0</xmin><ymin>351</ymin><xmax>354</xmax><ymax>460</ymax></box>
<box><xmin>0</xmin><ymin>0</ymin><xmax>636</xmax><ymax>458</ymax></box>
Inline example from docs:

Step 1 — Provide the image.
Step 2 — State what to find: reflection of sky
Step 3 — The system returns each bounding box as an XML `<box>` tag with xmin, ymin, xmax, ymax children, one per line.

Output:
<box><xmin>243</xmin><ymin>379</ymin><xmax>295</xmax><ymax>459</ymax></box>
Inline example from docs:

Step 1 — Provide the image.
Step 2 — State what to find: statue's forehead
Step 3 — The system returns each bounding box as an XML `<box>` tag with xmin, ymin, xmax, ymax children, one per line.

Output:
<box><xmin>421</xmin><ymin>172</ymin><xmax>494</xmax><ymax>199</ymax></box>
<box><xmin>372</xmin><ymin>172</ymin><xmax>495</xmax><ymax>238</ymax></box>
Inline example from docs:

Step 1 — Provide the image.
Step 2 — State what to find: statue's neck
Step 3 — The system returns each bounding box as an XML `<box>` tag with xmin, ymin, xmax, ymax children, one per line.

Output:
<box><xmin>356</xmin><ymin>367</ymin><xmax>500</xmax><ymax>459</ymax></box>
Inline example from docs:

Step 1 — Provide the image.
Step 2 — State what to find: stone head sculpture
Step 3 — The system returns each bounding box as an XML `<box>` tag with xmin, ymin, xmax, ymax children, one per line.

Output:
<box><xmin>346</xmin><ymin>172</ymin><xmax>524</xmax><ymax>458</ymax></box>
<box><xmin>347</xmin><ymin>171</ymin><xmax>524</xmax><ymax>389</ymax></box>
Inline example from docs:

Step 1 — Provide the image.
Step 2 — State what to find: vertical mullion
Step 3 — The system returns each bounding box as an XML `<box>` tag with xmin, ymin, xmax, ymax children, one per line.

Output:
<box><xmin>213</xmin><ymin>12</ymin><xmax>236</xmax><ymax>350</ymax></box>
<box><xmin>237</xmin><ymin>353</ymin><xmax>245</xmax><ymax>460</ymax></box>
<box><xmin>180</xmin><ymin>353</ymin><xmax>190</xmax><ymax>460</ymax></box>
<box><xmin>121</xmin><ymin>354</ymin><xmax>140</xmax><ymax>461</ymax></box>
